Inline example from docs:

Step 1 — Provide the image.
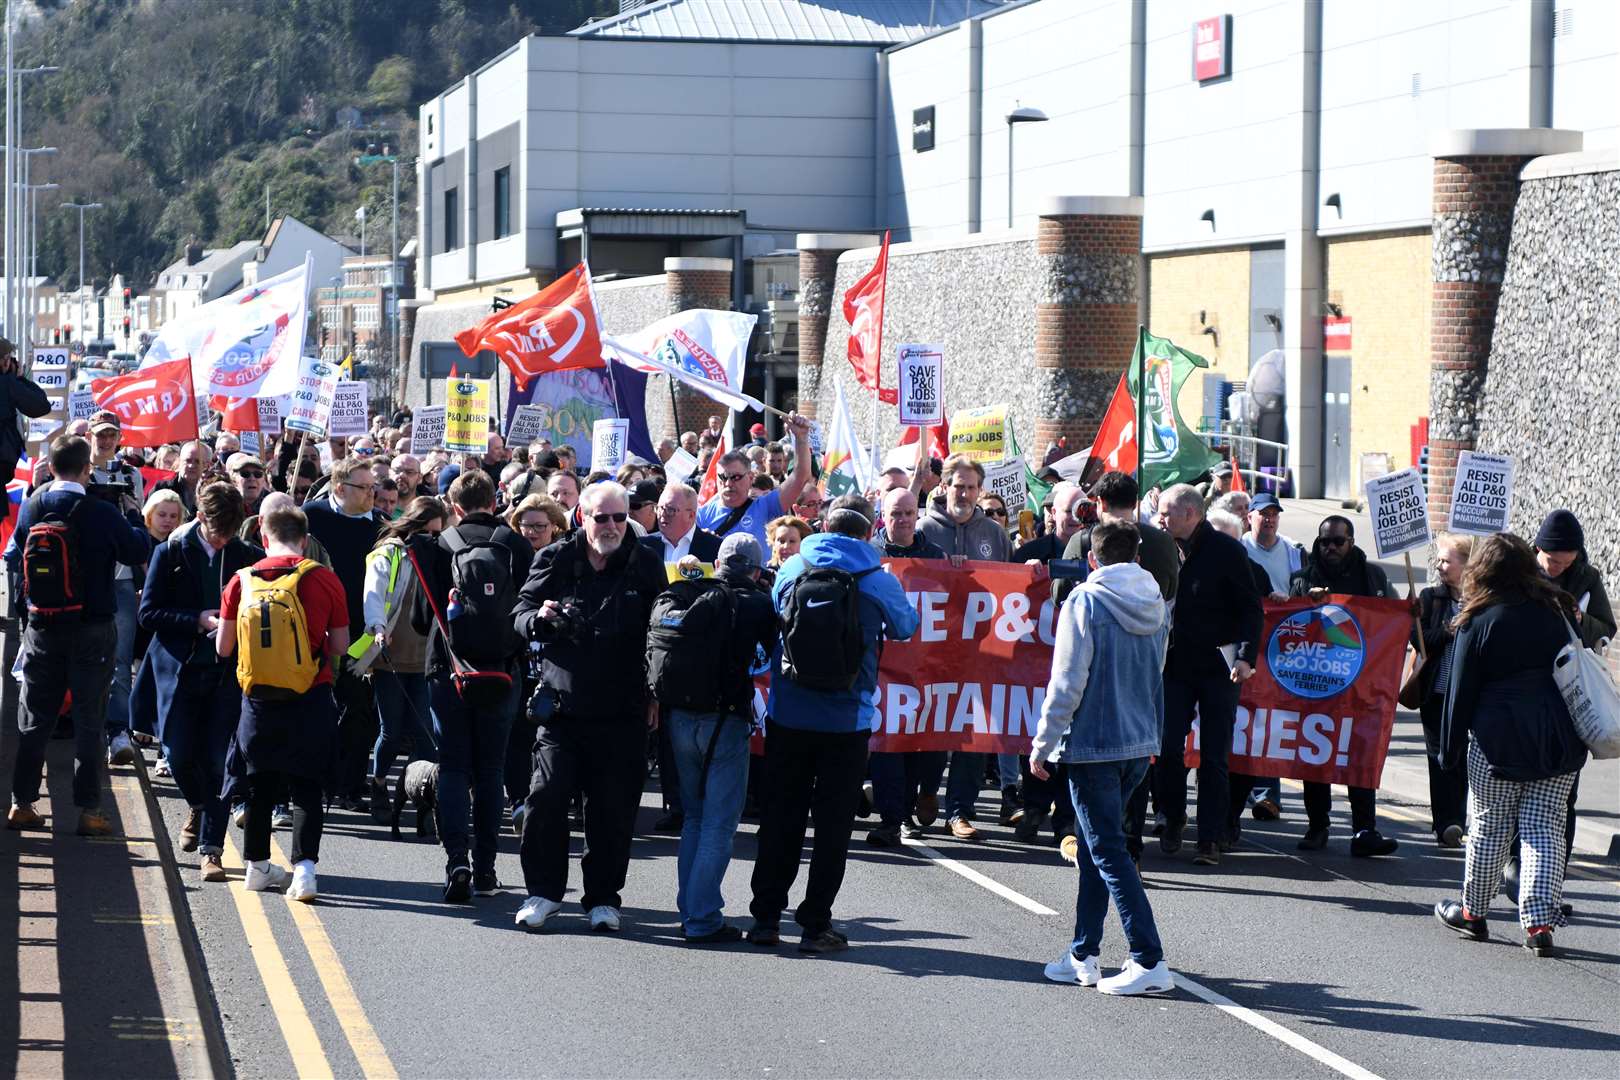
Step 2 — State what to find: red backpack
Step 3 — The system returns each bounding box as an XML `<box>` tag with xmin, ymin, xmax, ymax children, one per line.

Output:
<box><xmin>22</xmin><ymin>495</ymin><xmax>89</xmax><ymax>622</ymax></box>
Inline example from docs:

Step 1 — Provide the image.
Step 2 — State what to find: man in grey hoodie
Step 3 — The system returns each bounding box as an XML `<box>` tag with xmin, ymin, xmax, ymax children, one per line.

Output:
<box><xmin>919</xmin><ymin>454</ymin><xmax>1017</xmax><ymax>839</ymax></box>
<box><xmin>1031</xmin><ymin>521</ymin><xmax>1174</xmax><ymax>997</ymax></box>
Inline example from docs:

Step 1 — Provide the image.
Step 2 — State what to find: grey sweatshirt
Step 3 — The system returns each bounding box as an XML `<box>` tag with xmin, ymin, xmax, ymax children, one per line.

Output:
<box><xmin>918</xmin><ymin>506</ymin><xmax>1012</xmax><ymax>562</ymax></box>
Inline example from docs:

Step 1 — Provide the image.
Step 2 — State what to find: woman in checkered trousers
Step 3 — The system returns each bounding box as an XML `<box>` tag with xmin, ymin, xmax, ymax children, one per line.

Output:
<box><xmin>1432</xmin><ymin>534</ymin><xmax>1588</xmax><ymax>957</ymax></box>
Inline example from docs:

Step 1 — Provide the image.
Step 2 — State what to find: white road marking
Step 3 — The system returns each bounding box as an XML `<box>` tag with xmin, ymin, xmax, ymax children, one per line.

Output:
<box><xmin>905</xmin><ymin>838</ymin><xmax>1386</xmax><ymax>1080</ymax></box>
<box><xmin>900</xmin><ymin>838</ymin><xmax>1058</xmax><ymax>915</ymax></box>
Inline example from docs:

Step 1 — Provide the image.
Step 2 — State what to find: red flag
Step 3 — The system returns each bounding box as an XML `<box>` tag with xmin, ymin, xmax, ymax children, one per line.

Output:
<box><xmin>1229</xmin><ymin>447</ymin><xmax>1245</xmax><ymax>493</ymax></box>
<box><xmin>697</xmin><ymin>422</ymin><xmax>733</xmax><ymax>505</ymax></box>
<box><xmin>843</xmin><ymin>232</ymin><xmax>897</xmax><ymax>405</ymax></box>
<box><xmin>896</xmin><ymin>417</ymin><xmax>949</xmax><ymax>460</ymax></box>
<box><xmin>455</xmin><ymin>264</ymin><xmax>602</xmax><ymax>388</ymax></box>
<box><xmin>1079</xmin><ymin>374</ymin><xmax>1138</xmax><ymax>487</ymax></box>
<box><xmin>212</xmin><ymin>394</ymin><xmax>260</xmax><ymax>434</ymax></box>
<box><xmin>91</xmin><ymin>357</ymin><xmax>201</xmax><ymax>449</ymax></box>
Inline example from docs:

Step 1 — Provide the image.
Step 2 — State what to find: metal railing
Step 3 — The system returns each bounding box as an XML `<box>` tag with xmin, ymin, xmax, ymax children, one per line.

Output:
<box><xmin>1200</xmin><ymin>421</ymin><xmax>1295</xmax><ymax>495</ymax></box>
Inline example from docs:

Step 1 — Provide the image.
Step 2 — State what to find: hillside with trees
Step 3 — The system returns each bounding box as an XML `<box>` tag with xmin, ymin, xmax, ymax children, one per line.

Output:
<box><xmin>11</xmin><ymin>0</ymin><xmax>613</xmax><ymax>287</ymax></box>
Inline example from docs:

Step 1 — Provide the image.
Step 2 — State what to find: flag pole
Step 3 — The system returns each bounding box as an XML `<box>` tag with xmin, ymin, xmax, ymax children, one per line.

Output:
<box><xmin>1134</xmin><ymin>324</ymin><xmax>1147</xmax><ymax>488</ymax></box>
<box><xmin>871</xmin><ymin>230</ymin><xmax>890</xmax><ymax>473</ymax></box>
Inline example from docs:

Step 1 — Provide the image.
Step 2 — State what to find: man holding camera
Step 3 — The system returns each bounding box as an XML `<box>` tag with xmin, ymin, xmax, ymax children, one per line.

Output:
<box><xmin>511</xmin><ymin>481</ymin><xmax>667</xmax><ymax>933</ymax></box>
<box><xmin>89</xmin><ymin>410</ymin><xmax>147</xmax><ymax>767</ymax></box>
<box><xmin>0</xmin><ymin>336</ymin><xmax>50</xmax><ymax>510</ymax></box>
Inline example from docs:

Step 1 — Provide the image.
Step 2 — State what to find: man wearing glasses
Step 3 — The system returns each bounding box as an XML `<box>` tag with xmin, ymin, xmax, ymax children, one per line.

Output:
<box><xmin>226</xmin><ymin>452</ymin><xmax>269</xmax><ymax>516</ymax></box>
<box><xmin>90</xmin><ymin>410</ymin><xmax>147</xmax><ymax>768</ymax></box>
<box><xmin>391</xmin><ymin>454</ymin><xmax>431</xmax><ymax>498</ymax></box>
<box><xmin>695</xmin><ymin>412</ymin><xmax>813</xmax><ymax>550</ymax></box>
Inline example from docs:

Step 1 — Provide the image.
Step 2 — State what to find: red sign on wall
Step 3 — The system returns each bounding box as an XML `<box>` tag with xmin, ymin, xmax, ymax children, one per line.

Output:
<box><xmin>1324</xmin><ymin>316</ymin><xmax>1353</xmax><ymax>353</ymax></box>
<box><xmin>1193</xmin><ymin>15</ymin><xmax>1232</xmax><ymax>82</ymax></box>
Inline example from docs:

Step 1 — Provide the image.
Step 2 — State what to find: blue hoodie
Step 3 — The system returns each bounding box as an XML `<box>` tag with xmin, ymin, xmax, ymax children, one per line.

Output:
<box><xmin>770</xmin><ymin>531</ymin><xmax>919</xmax><ymax>733</ymax></box>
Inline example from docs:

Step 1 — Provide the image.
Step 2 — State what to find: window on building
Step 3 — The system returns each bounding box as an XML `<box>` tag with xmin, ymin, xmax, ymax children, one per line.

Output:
<box><xmin>493</xmin><ymin>167</ymin><xmax>511</xmax><ymax>240</ymax></box>
<box><xmin>444</xmin><ymin>187</ymin><xmax>459</xmax><ymax>250</ymax></box>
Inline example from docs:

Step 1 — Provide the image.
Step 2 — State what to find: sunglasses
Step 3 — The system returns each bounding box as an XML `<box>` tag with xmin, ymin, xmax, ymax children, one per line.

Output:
<box><xmin>983</xmin><ymin>507</ymin><xmax>1007</xmax><ymax>519</ymax></box>
<box><xmin>235</xmin><ymin>469</ymin><xmax>264</xmax><ymax>479</ymax></box>
<box><xmin>720</xmin><ymin>472</ymin><xmax>748</xmax><ymax>483</ymax></box>
<box><xmin>591</xmin><ymin>512</ymin><xmax>628</xmax><ymax>524</ymax></box>
<box><xmin>1319</xmin><ymin>535</ymin><xmax>1351</xmax><ymax>547</ymax></box>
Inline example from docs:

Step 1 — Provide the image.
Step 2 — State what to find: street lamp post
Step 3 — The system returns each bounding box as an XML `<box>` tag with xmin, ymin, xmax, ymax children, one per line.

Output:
<box><xmin>356</xmin><ymin>148</ymin><xmax>403</xmax><ymax>410</ymax></box>
<box><xmin>62</xmin><ymin>200</ymin><xmax>102</xmax><ymax>292</ymax></box>
<box><xmin>3</xmin><ymin>50</ymin><xmax>58</xmax><ymax>341</ymax></box>
<box><xmin>22</xmin><ymin>179</ymin><xmax>57</xmax><ymax>357</ymax></box>
<box><xmin>1005</xmin><ymin>104</ymin><xmax>1049</xmax><ymax>230</ymax></box>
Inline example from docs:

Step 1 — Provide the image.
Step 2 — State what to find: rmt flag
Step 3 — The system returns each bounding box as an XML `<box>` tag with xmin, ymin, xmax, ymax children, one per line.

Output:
<box><xmin>843</xmin><ymin>232</ymin><xmax>897</xmax><ymax>405</ymax></box>
<box><xmin>91</xmin><ymin>357</ymin><xmax>201</xmax><ymax>448</ymax></box>
<box><xmin>456</xmin><ymin>263</ymin><xmax>604</xmax><ymax>388</ymax></box>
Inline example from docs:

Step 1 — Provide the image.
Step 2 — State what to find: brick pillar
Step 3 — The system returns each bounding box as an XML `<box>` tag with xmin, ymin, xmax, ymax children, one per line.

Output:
<box><xmin>1034</xmin><ymin>196</ymin><xmax>1143</xmax><ymax>455</ymax></box>
<box><xmin>793</xmin><ymin>233</ymin><xmax>877</xmax><ymax>420</ymax></box>
<box><xmin>662</xmin><ymin>257</ymin><xmax>732</xmax><ymax>437</ymax></box>
<box><xmin>1426</xmin><ymin>129</ymin><xmax>1580</xmax><ymax>528</ymax></box>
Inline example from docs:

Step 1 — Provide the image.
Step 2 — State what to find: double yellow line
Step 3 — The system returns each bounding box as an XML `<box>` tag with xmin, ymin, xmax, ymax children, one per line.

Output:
<box><xmin>218</xmin><ymin>833</ymin><xmax>398</xmax><ymax>1079</ymax></box>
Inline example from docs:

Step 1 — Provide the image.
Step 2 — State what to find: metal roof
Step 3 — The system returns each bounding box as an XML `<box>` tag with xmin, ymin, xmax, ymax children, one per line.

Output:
<box><xmin>570</xmin><ymin>0</ymin><xmax>1003</xmax><ymax>44</ymax></box>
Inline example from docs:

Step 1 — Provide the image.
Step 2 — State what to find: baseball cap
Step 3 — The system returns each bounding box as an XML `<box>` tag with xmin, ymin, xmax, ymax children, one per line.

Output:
<box><xmin>1250</xmin><ymin>492</ymin><xmax>1281</xmax><ymax>512</ymax></box>
<box><xmin>90</xmin><ymin>409</ymin><xmax>121</xmax><ymax>433</ymax></box>
<box><xmin>1212</xmin><ymin>461</ymin><xmax>1233</xmax><ymax>478</ymax></box>
<box><xmin>226</xmin><ymin>452</ymin><xmax>265</xmax><ymax>473</ymax></box>
<box><xmin>717</xmin><ymin>532</ymin><xmax>763</xmax><ymax>575</ymax></box>
<box><xmin>749</xmin><ymin>422</ymin><xmax>766</xmax><ymax>437</ymax></box>
<box><xmin>627</xmin><ymin>480</ymin><xmax>661</xmax><ymax>509</ymax></box>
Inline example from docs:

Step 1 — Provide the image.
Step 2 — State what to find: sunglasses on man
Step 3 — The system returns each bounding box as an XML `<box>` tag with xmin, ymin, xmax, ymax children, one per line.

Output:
<box><xmin>591</xmin><ymin>511</ymin><xmax>628</xmax><ymax>524</ymax></box>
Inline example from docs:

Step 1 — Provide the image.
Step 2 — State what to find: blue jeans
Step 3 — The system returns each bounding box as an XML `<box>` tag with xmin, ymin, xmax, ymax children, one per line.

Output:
<box><xmin>107</xmin><ymin>579</ymin><xmax>137</xmax><ymax>737</ymax></box>
<box><xmin>430</xmin><ymin>675</ymin><xmax>516</xmax><ymax>877</ymax></box>
<box><xmin>870</xmin><ymin>750</ymin><xmax>947</xmax><ymax>826</ymax></box>
<box><xmin>161</xmin><ymin>666</ymin><xmax>241</xmax><ymax>855</ymax></box>
<box><xmin>372</xmin><ymin>670</ymin><xmax>435</xmax><ymax>781</ymax></box>
<box><xmin>996</xmin><ymin>753</ymin><xmax>1020</xmax><ymax>789</ymax></box>
<box><xmin>1067</xmin><ymin>758</ymin><xmax>1163</xmax><ymax>968</ymax></box>
<box><xmin>946</xmin><ymin>752</ymin><xmax>983</xmax><ymax>821</ymax></box>
<box><xmin>669</xmin><ymin>709</ymin><xmax>750</xmax><ymax>936</ymax></box>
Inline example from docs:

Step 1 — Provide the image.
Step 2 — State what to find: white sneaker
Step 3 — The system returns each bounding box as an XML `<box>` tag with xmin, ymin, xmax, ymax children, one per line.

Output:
<box><xmin>245</xmin><ymin>860</ymin><xmax>291</xmax><ymax>892</ymax></box>
<box><xmin>107</xmin><ymin>731</ymin><xmax>137</xmax><ymax>766</ymax></box>
<box><xmin>272</xmin><ymin>806</ymin><xmax>294</xmax><ymax>829</ymax></box>
<box><xmin>232</xmin><ymin>804</ymin><xmax>249</xmax><ymax>829</ymax></box>
<box><xmin>515</xmin><ymin>895</ymin><xmax>563</xmax><ymax>931</ymax></box>
<box><xmin>1043</xmin><ymin>950</ymin><xmax>1101</xmax><ymax>987</ymax></box>
<box><xmin>588</xmin><ymin>905</ymin><xmax>622</xmax><ymax>932</ymax></box>
<box><xmin>154</xmin><ymin>757</ymin><xmax>172</xmax><ymax>777</ymax></box>
<box><xmin>287</xmin><ymin>860</ymin><xmax>318</xmax><ymax>903</ymax></box>
<box><xmin>1098</xmin><ymin>960</ymin><xmax>1175</xmax><ymax>996</ymax></box>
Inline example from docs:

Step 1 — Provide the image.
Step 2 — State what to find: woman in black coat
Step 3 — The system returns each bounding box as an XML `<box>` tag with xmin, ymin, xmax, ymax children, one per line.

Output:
<box><xmin>1434</xmin><ymin>534</ymin><xmax>1586</xmax><ymax>957</ymax></box>
<box><xmin>1412</xmin><ymin>533</ymin><xmax>1473</xmax><ymax>847</ymax></box>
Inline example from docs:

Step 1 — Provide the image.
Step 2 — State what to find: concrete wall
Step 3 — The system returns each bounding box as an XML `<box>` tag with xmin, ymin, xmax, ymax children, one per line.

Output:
<box><xmin>815</xmin><ymin>232</ymin><xmax>1040</xmax><ymax>458</ymax></box>
<box><xmin>1475</xmin><ymin>152</ymin><xmax>1620</xmax><ymax>581</ymax></box>
<box><xmin>1551</xmin><ymin>0</ymin><xmax>1620</xmax><ymax>150</ymax></box>
<box><xmin>1322</xmin><ymin>230</ymin><xmax>1431</xmax><ymax>471</ymax></box>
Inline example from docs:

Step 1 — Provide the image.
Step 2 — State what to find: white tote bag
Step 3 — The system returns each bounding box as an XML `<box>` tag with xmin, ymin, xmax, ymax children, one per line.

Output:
<box><xmin>1553</xmin><ymin>623</ymin><xmax>1620</xmax><ymax>759</ymax></box>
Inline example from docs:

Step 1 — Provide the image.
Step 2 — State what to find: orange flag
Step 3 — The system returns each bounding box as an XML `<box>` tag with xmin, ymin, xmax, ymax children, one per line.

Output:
<box><xmin>454</xmin><ymin>264</ymin><xmax>602</xmax><ymax>388</ymax></box>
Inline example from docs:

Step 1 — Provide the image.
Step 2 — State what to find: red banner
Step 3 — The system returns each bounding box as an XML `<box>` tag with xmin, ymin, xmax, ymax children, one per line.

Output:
<box><xmin>455</xmin><ymin>264</ymin><xmax>603</xmax><ymax>388</ymax></box>
<box><xmin>843</xmin><ymin>231</ymin><xmax>897</xmax><ymax>405</ymax></box>
<box><xmin>91</xmin><ymin>357</ymin><xmax>201</xmax><ymax>448</ymax></box>
<box><xmin>1185</xmin><ymin>595</ymin><xmax>1407</xmax><ymax>788</ymax></box>
<box><xmin>212</xmin><ymin>394</ymin><xmax>260</xmax><ymax>434</ymax></box>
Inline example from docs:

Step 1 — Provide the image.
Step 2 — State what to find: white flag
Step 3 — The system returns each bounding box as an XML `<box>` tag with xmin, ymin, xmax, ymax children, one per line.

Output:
<box><xmin>602</xmin><ymin>308</ymin><xmax>763</xmax><ymax>413</ymax></box>
<box><xmin>823</xmin><ymin>376</ymin><xmax>874</xmax><ymax>497</ymax></box>
<box><xmin>142</xmin><ymin>255</ymin><xmax>311</xmax><ymax>400</ymax></box>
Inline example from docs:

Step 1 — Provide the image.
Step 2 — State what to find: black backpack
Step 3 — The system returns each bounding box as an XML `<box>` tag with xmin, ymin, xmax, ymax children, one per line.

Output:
<box><xmin>778</xmin><ymin>565</ymin><xmax>877</xmax><ymax>692</ymax></box>
<box><xmin>443</xmin><ymin>527</ymin><xmax>522</xmax><ymax>663</ymax></box>
<box><xmin>22</xmin><ymin>494</ymin><xmax>89</xmax><ymax>622</ymax></box>
<box><xmin>646</xmin><ymin>578</ymin><xmax>737</xmax><ymax>710</ymax></box>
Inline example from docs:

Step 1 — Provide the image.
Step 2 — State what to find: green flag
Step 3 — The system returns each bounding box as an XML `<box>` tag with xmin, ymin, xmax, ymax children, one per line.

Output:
<box><xmin>1126</xmin><ymin>328</ymin><xmax>1221</xmax><ymax>490</ymax></box>
<box><xmin>1011</xmin><ymin>424</ymin><xmax>1052</xmax><ymax>511</ymax></box>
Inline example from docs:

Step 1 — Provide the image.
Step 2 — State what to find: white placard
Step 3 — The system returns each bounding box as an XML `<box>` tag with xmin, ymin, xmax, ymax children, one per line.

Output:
<box><xmin>285</xmin><ymin>355</ymin><xmax>341</xmax><ymax>437</ymax></box>
<box><xmin>239</xmin><ymin>430</ymin><xmax>261</xmax><ymax>457</ymax></box>
<box><xmin>28</xmin><ymin>417</ymin><xmax>61</xmax><ymax>442</ymax></box>
<box><xmin>318</xmin><ymin>440</ymin><xmax>334</xmax><ymax>472</ymax></box>
<box><xmin>897</xmin><ymin>343</ymin><xmax>944</xmax><ymax>428</ymax></box>
<box><xmin>662</xmin><ymin>446</ymin><xmax>699</xmax><ymax>480</ymax></box>
<box><xmin>257</xmin><ymin>396</ymin><xmax>284</xmax><ymax>433</ymax></box>
<box><xmin>33</xmin><ymin>364</ymin><xmax>70</xmax><ymax>392</ymax></box>
<box><xmin>69</xmin><ymin>389</ymin><xmax>96</xmax><ymax>422</ymax></box>
<box><xmin>32</xmin><ymin>347</ymin><xmax>69</xmax><ymax>370</ymax></box>
<box><xmin>328</xmin><ymin>381</ymin><xmax>370</xmax><ymax>439</ymax></box>
<box><xmin>983</xmin><ymin>455</ymin><xmax>1027</xmax><ymax>516</ymax></box>
<box><xmin>1447</xmin><ymin>450</ymin><xmax>1514</xmax><ymax>536</ymax></box>
<box><xmin>506</xmin><ymin>404</ymin><xmax>546</xmax><ymax>447</ymax></box>
<box><xmin>591</xmin><ymin>418</ymin><xmax>629</xmax><ymax>472</ymax></box>
<box><xmin>413</xmin><ymin>405</ymin><xmax>447</xmax><ymax>451</ymax></box>
<box><xmin>1364</xmin><ymin>467</ymin><xmax>1432</xmax><ymax>559</ymax></box>
<box><xmin>45</xmin><ymin>395</ymin><xmax>64</xmax><ymax>416</ymax></box>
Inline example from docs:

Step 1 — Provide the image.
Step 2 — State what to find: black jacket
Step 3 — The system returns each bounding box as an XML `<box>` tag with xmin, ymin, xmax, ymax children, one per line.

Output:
<box><xmin>411</xmin><ymin>511</ymin><xmax>534</xmax><ymax>678</ymax></box>
<box><xmin>1412</xmin><ymin>583</ymin><xmax>1460</xmax><ymax>704</ymax></box>
<box><xmin>1056</xmin><ymin>521</ymin><xmax>1181</xmax><ymax>605</ymax></box>
<box><xmin>1442</xmin><ymin>596</ymin><xmax>1587</xmax><ymax>781</ymax></box>
<box><xmin>1548</xmin><ymin>552</ymin><xmax>1615</xmax><ymax>650</ymax></box>
<box><xmin>0</xmin><ymin>369</ymin><xmax>50</xmax><ymax>486</ymax></box>
<box><xmin>639</xmin><ymin>527</ymin><xmax>721</xmax><ymax>564</ymax></box>
<box><xmin>713</xmin><ymin>569</ymin><xmax>779</xmax><ymax>717</ymax></box>
<box><xmin>1288</xmin><ymin>542</ymin><xmax>1393</xmax><ymax>599</ymax></box>
<box><xmin>872</xmin><ymin>530</ymin><xmax>946</xmax><ymax>559</ymax></box>
<box><xmin>512</xmin><ymin>531</ymin><xmax>667</xmax><ymax>721</ymax></box>
<box><xmin>1168</xmin><ymin>519</ymin><xmax>1263</xmax><ymax>679</ymax></box>
<box><xmin>1011</xmin><ymin>531</ymin><xmax>1064</xmax><ymax>564</ymax></box>
<box><xmin>7</xmin><ymin>485</ymin><xmax>151</xmax><ymax>619</ymax></box>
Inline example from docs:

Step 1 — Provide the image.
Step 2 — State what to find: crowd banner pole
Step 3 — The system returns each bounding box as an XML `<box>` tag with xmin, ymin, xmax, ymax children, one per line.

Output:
<box><xmin>1134</xmin><ymin>324</ymin><xmax>1147</xmax><ymax>488</ymax></box>
<box><xmin>1404</xmin><ymin>550</ymin><xmax>1426</xmax><ymax>661</ymax></box>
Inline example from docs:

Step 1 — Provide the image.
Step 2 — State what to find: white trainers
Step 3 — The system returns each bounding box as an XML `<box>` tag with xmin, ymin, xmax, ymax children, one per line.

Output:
<box><xmin>1043</xmin><ymin>950</ymin><xmax>1101</xmax><ymax>987</ymax></box>
<box><xmin>154</xmin><ymin>756</ymin><xmax>172</xmax><ymax>777</ymax></box>
<box><xmin>515</xmin><ymin>895</ymin><xmax>564</xmax><ymax>931</ymax></box>
<box><xmin>287</xmin><ymin>860</ymin><xmax>318</xmax><ymax>903</ymax></box>
<box><xmin>588</xmin><ymin>905</ymin><xmax>622</xmax><ymax>932</ymax></box>
<box><xmin>1098</xmin><ymin>960</ymin><xmax>1175</xmax><ymax>996</ymax></box>
<box><xmin>107</xmin><ymin>731</ymin><xmax>138</xmax><ymax>766</ymax></box>
<box><xmin>245</xmin><ymin>860</ymin><xmax>291</xmax><ymax>892</ymax></box>
<box><xmin>272</xmin><ymin>806</ymin><xmax>294</xmax><ymax>829</ymax></box>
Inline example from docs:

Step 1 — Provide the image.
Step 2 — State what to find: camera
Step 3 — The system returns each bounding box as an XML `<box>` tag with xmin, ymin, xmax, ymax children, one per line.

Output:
<box><xmin>87</xmin><ymin>477</ymin><xmax>136</xmax><ymax>506</ymax></box>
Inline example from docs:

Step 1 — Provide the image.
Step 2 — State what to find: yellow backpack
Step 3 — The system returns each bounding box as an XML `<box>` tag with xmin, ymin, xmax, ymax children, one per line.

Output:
<box><xmin>235</xmin><ymin>560</ymin><xmax>322</xmax><ymax>700</ymax></box>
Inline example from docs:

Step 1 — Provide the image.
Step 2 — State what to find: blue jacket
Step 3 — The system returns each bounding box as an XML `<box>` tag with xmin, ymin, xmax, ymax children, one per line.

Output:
<box><xmin>5</xmin><ymin>483</ymin><xmax>151</xmax><ymax>618</ymax></box>
<box><xmin>769</xmin><ymin>531</ymin><xmax>919</xmax><ymax>733</ymax></box>
<box><xmin>1031</xmin><ymin>561</ymin><xmax>1169</xmax><ymax>764</ymax></box>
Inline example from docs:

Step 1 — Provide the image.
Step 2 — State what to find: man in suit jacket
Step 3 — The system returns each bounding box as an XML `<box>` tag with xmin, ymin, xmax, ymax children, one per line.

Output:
<box><xmin>641</xmin><ymin>482</ymin><xmax>720</xmax><ymax>566</ymax></box>
<box><xmin>138</xmin><ymin>482</ymin><xmax>262</xmax><ymax>883</ymax></box>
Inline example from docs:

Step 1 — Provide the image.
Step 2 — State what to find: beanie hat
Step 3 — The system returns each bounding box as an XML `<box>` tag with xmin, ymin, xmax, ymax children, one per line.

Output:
<box><xmin>1534</xmin><ymin>508</ymin><xmax>1584</xmax><ymax>553</ymax></box>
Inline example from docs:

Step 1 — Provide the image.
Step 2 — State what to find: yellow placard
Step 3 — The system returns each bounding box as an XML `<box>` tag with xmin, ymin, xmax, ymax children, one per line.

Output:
<box><xmin>665</xmin><ymin>561</ymin><xmax>716</xmax><ymax>583</ymax></box>
<box><xmin>947</xmin><ymin>403</ymin><xmax>1008</xmax><ymax>463</ymax></box>
<box><xmin>444</xmin><ymin>378</ymin><xmax>491</xmax><ymax>453</ymax></box>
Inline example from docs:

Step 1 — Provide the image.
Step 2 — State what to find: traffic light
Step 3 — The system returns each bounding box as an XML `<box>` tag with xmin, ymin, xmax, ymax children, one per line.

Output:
<box><xmin>122</xmin><ymin>287</ymin><xmax>132</xmax><ymax>303</ymax></box>
<box><xmin>62</xmin><ymin>324</ymin><xmax>72</xmax><ymax>341</ymax></box>
<box><xmin>122</xmin><ymin>316</ymin><xmax>131</xmax><ymax>335</ymax></box>
<box><xmin>52</xmin><ymin>330</ymin><xmax>60</xmax><ymax>344</ymax></box>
